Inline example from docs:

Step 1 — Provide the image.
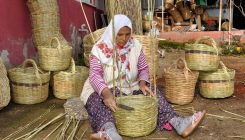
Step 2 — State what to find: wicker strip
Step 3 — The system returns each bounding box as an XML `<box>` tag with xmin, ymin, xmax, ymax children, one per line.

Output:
<box><xmin>0</xmin><ymin>58</ymin><xmax>10</xmax><ymax>109</ymax></box>
<box><xmin>164</xmin><ymin>58</ymin><xmax>199</xmax><ymax>105</ymax></box>
<box><xmin>8</xmin><ymin>59</ymin><xmax>50</xmax><ymax>104</ymax></box>
<box><xmin>113</xmin><ymin>95</ymin><xmax>158</xmax><ymax>137</ymax></box>
<box><xmin>199</xmin><ymin>61</ymin><xmax>235</xmax><ymax>98</ymax></box>
<box><xmin>185</xmin><ymin>36</ymin><xmax>220</xmax><ymax>71</ymax></box>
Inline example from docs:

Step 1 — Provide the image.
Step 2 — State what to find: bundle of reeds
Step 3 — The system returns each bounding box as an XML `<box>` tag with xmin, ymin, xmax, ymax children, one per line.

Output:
<box><xmin>0</xmin><ymin>58</ymin><xmax>10</xmax><ymax>110</ymax></box>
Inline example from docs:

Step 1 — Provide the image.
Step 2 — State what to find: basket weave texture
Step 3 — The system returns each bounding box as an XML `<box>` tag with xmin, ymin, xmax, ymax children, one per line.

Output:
<box><xmin>113</xmin><ymin>95</ymin><xmax>158</xmax><ymax>137</ymax></box>
<box><xmin>8</xmin><ymin>59</ymin><xmax>50</xmax><ymax>104</ymax></box>
<box><xmin>38</xmin><ymin>37</ymin><xmax>72</xmax><ymax>71</ymax></box>
<box><xmin>0</xmin><ymin>58</ymin><xmax>10</xmax><ymax>109</ymax></box>
<box><xmin>185</xmin><ymin>36</ymin><xmax>220</xmax><ymax>71</ymax></box>
<box><xmin>53</xmin><ymin>59</ymin><xmax>89</xmax><ymax>99</ymax></box>
<box><xmin>133</xmin><ymin>35</ymin><xmax>159</xmax><ymax>83</ymax></box>
<box><xmin>199</xmin><ymin>61</ymin><xmax>235</xmax><ymax>98</ymax></box>
<box><xmin>164</xmin><ymin>58</ymin><xmax>199</xmax><ymax>105</ymax></box>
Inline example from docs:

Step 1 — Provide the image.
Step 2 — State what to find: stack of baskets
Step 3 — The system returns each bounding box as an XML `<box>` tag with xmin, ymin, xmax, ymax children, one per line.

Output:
<box><xmin>53</xmin><ymin>59</ymin><xmax>89</xmax><ymax>99</ymax></box>
<box><xmin>0</xmin><ymin>58</ymin><xmax>10</xmax><ymax>109</ymax></box>
<box><xmin>113</xmin><ymin>95</ymin><xmax>158</xmax><ymax>137</ymax></box>
<box><xmin>8</xmin><ymin>59</ymin><xmax>50</xmax><ymax>104</ymax></box>
<box><xmin>185</xmin><ymin>36</ymin><xmax>235</xmax><ymax>98</ymax></box>
<box><xmin>164</xmin><ymin>58</ymin><xmax>199</xmax><ymax>105</ymax></box>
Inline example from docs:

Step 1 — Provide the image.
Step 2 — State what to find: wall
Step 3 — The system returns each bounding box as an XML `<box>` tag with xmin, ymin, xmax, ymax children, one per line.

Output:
<box><xmin>0</xmin><ymin>0</ymin><xmax>104</xmax><ymax>69</ymax></box>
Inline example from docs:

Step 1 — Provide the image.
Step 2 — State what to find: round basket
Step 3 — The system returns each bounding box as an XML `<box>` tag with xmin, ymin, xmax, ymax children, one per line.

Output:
<box><xmin>27</xmin><ymin>0</ymin><xmax>59</xmax><ymax>14</ymax></box>
<box><xmin>178</xmin><ymin>6</ymin><xmax>192</xmax><ymax>20</ymax></box>
<box><xmin>164</xmin><ymin>58</ymin><xmax>199</xmax><ymax>105</ymax></box>
<box><xmin>168</xmin><ymin>7</ymin><xmax>184</xmax><ymax>23</ymax></box>
<box><xmin>185</xmin><ymin>36</ymin><xmax>220</xmax><ymax>71</ymax></box>
<box><xmin>30</xmin><ymin>11</ymin><xmax>60</xmax><ymax>29</ymax></box>
<box><xmin>53</xmin><ymin>59</ymin><xmax>89</xmax><ymax>99</ymax></box>
<box><xmin>38</xmin><ymin>37</ymin><xmax>72</xmax><ymax>71</ymax></box>
<box><xmin>83</xmin><ymin>28</ymin><xmax>106</xmax><ymax>67</ymax></box>
<box><xmin>8</xmin><ymin>59</ymin><xmax>50</xmax><ymax>104</ymax></box>
<box><xmin>113</xmin><ymin>95</ymin><xmax>157</xmax><ymax>137</ymax></box>
<box><xmin>199</xmin><ymin>61</ymin><xmax>235</xmax><ymax>98</ymax></box>
<box><xmin>0</xmin><ymin>58</ymin><xmax>10</xmax><ymax>109</ymax></box>
<box><xmin>133</xmin><ymin>35</ymin><xmax>159</xmax><ymax>83</ymax></box>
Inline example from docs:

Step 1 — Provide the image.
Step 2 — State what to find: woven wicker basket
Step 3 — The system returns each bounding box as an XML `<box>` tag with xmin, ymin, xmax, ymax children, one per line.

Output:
<box><xmin>27</xmin><ymin>0</ymin><xmax>59</xmax><ymax>14</ymax></box>
<box><xmin>30</xmin><ymin>12</ymin><xmax>60</xmax><ymax>29</ymax></box>
<box><xmin>0</xmin><ymin>58</ymin><xmax>10</xmax><ymax>109</ymax></box>
<box><xmin>185</xmin><ymin>36</ymin><xmax>220</xmax><ymax>71</ymax></box>
<box><xmin>8</xmin><ymin>59</ymin><xmax>50</xmax><ymax>104</ymax></box>
<box><xmin>168</xmin><ymin>7</ymin><xmax>184</xmax><ymax>23</ymax></box>
<box><xmin>199</xmin><ymin>61</ymin><xmax>235</xmax><ymax>98</ymax></box>
<box><xmin>164</xmin><ymin>58</ymin><xmax>199</xmax><ymax>105</ymax></box>
<box><xmin>38</xmin><ymin>37</ymin><xmax>72</xmax><ymax>71</ymax></box>
<box><xmin>53</xmin><ymin>59</ymin><xmax>89</xmax><ymax>99</ymax></box>
<box><xmin>83</xmin><ymin>28</ymin><xmax>106</xmax><ymax>67</ymax></box>
<box><xmin>133</xmin><ymin>35</ymin><xmax>159</xmax><ymax>83</ymax></box>
<box><xmin>113</xmin><ymin>95</ymin><xmax>158</xmax><ymax>137</ymax></box>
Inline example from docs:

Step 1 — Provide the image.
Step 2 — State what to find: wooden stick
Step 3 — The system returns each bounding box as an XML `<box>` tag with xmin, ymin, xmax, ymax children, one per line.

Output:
<box><xmin>229</xmin><ymin>0</ymin><xmax>232</xmax><ymax>45</ymax></box>
<box><xmin>162</xmin><ymin>0</ymin><xmax>164</xmax><ymax>32</ymax></box>
<box><xmin>218</xmin><ymin>0</ymin><xmax>223</xmax><ymax>31</ymax></box>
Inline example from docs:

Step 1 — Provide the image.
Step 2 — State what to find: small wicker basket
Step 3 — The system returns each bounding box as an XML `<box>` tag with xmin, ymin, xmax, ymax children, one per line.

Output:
<box><xmin>199</xmin><ymin>61</ymin><xmax>235</xmax><ymax>98</ymax></box>
<box><xmin>8</xmin><ymin>59</ymin><xmax>50</xmax><ymax>104</ymax></box>
<box><xmin>38</xmin><ymin>37</ymin><xmax>72</xmax><ymax>71</ymax></box>
<box><xmin>164</xmin><ymin>58</ymin><xmax>199</xmax><ymax>105</ymax></box>
<box><xmin>113</xmin><ymin>95</ymin><xmax>158</xmax><ymax>137</ymax></box>
<box><xmin>0</xmin><ymin>58</ymin><xmax>10</xmax><ymax>109</ymax></box>
<box><xmin>53</xmin><ymin>59</ymin><xmax>89</xmax><ymax>99</ymax></box>
<box><xmin>185</xmin><ymin>36</ymin><xmax>220</xmax><ymax>71</ymax></box>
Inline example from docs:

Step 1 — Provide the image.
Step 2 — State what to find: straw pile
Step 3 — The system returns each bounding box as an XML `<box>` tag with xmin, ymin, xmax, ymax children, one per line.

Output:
<box><xmin>0</xmin><ymin>58</ymin><xmax>10</xmax><ymax>109</ymax></box>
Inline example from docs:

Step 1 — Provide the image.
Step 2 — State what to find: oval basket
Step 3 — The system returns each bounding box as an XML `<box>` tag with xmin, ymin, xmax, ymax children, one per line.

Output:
<box><xmin>53</xmin><ymin>59</ymin><xmax>89</xmax><ymax>99</ymax></box>
<box><xmin>164</xmin><ymin>58</ymin><xmax>199</xmax><ymax>105</ymax></box>
<box><xmin>0</xmin><ymin>58</ymin><xmax>10</xmax><ymax>109</ymax></box>
<box><xmin>8</xmin><ymin>59</ymin><xmax>50</xmax><ymax>104</ymax></box>
<box><xmin>199</xmin><ymin>61</ymin><xmax>235</xmax><ymax>98</ymax></box>
<box><xmin>38</xmin><ymin>37</ymin><xmax>72</xmax><ymax>71</ymax></box>
<box><xmin>185</xmin><ymin>36</ymin><xmax>220</xmax><ymax>71</ymax></box>
<box><xmin>113</xmin><ymin>95</ymin><xmax>158</xmax><ymax>137</ymax></box>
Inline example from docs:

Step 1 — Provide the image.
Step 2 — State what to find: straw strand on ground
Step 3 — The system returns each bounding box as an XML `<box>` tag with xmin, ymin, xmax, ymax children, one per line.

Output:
<box><xmin>43</xmin><ymin>122</ymin><xmax>63</xmax><ymax>140</ymax></box>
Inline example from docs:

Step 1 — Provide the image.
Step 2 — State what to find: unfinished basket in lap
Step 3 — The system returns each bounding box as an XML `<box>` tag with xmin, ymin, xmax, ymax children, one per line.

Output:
<box><xmin>113</xmin><ymin>95</ymin><xmax>157</xmax><ymax>137</ymax></box>
<box><xmin>38</xmin><ymin>37</ymin><xmax>72</xmax><ymax>71</ymax></box>
<box><xmin>185</xmin><ymin>36</ymin><xmax>220</xmax><ymax>71</ymax></box>
<box><xmin>199</xmin><ymin>61</ymin><xmax>235</xmax><ymax>98</ymax></box>
<box><xmin>0</xmin><ymin>58</ymin><xmax>10</xmax><ymax>109</ymax></box>
<box><xmin>53</xmin><ymin>59</ymin><xmax>89</xmax><ymax>99</ymax></box>
<box><xmin>8</xmin><ymin>59</ymin><xmax>50</xmax><ymax>104</ymax></box>
<box><xmin>164</xmin><ymin>58</ymin><xmax>199</xmax><ymax>105</ymax></box>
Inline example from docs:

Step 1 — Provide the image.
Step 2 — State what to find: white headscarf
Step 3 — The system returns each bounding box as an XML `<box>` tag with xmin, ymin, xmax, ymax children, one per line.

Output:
<box><xmin>91</xmin><ymin>14</ymin><xmax>133</xmax><ymax>66</ymax></box>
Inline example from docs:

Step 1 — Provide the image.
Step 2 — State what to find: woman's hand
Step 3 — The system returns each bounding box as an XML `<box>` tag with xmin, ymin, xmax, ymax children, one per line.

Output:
<box><xmin>139</xmin><ymin>80</ymin><xmax>155</xmax><ymax>96</ymax></box>
<box><xmin>102</xmin><ymin>88</ymin><xmax>118</xmax><ymax>112</ymax></box>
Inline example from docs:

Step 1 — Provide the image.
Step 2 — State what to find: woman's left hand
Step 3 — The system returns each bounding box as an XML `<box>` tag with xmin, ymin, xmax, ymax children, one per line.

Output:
<box><xmin>139</xmin><ymin>80</ymin><xmax>155</xmax><ymax>96</ymax></box>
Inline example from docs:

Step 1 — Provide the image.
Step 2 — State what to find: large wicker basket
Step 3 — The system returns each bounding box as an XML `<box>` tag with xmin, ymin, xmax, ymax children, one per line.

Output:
<box><xmin>53</xmin><ymin>59</ymin><xmax>89</xmax><ymax>99</ymax></box>
<box><xmin>199</xmin><ymin>61</ymin><xmax>235</xmax><ymax>98</ymax></box>
<box><xmin>0</xmin><ymin>58</ymin><xmax>10</xmax><ymax>109</ymax></box>
<box><xmin>133</xmin><ymin>35</ymin><xmax>159</xmax><ymax>83</ymax></box>
<box><xmin>38</xmin><ymin>37</ymin><xmax>72</xmax><ymax>71</ymax></box>
<box><xmin>83</xmin><ymin>28</ymin><xmax>106</xmax><ymax>67</ymax></box>
<box><xmin>27</xmin><ymin>0</ymin><xmax>59</xmax><ymax>14</ymax></box>
<box><xmin>164</xmin><ymin>58</ymin><xmax>199</xmax><ymax>105</ymax></box>
<box><xmin>113</xmin><ymin>95</ymin><xmax>158</xmax><ymax>137</ymax></box>
<box><xmin>8</xmin><ymin>59</ymin><xmax>50</xmax><ymax>104</ymax></box>
<box><xmin>185</xmin><ymin>36</ymin><xmax>220</xmax><ymax>71</ymax></box>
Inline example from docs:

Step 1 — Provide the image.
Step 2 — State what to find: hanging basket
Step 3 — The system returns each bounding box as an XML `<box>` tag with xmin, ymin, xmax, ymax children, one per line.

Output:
<box><xmin>8</xmin><ymin>59</ymin><xmax>50</xmax><ymax>104</ymax></box>
<box><xmin>199</xmin><ymin>61</ymin><xmax>235</xmax><ymax>98</ymax></box>
<box><xmin>164</xmin><ymin>58</ymin><xmax>199</xmax><ymax>105</ymax></box>
<box><xmin>53</xmin><ymin>59</ymin><xmax>89</xmax><ymax>99</ymax></box>
<box><xmin>185</xmin><ymin>36</ymin><xmax>220</xmax><ymax>71</ymax></box>
<box><xmin>113</xmin><ymin>95</ymin><xmax>158</xmax><ymax>137</ymax></box>
<box><xmin>0</xmin><ymin>58</ymin><xmax>10</xmax><ymax>109</ymax></box>
<box><xmin>38</xmin><ymin>37</ymin><xmax>72</xmax><ymax>71</ymax></box>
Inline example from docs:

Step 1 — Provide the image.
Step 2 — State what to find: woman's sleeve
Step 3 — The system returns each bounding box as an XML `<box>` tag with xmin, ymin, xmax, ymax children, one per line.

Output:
<box><xmin>137</xmin><ymin>50</ymin><xmax>150</xmax><ymax>83</ymax></box>
<box><xmin>89</xmin><ymin>55</ymin><xmax>107</xmax><ymax>95</ymax></box>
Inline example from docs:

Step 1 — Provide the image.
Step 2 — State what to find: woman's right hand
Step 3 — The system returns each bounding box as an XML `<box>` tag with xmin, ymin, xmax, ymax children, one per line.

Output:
<box><xmin>102</xmin><ymin>88</ymin><xmax>118</xmax><ymax>112</ymax></box>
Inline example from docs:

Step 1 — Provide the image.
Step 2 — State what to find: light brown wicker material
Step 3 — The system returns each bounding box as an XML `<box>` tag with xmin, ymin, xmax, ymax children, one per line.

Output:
<box><xmin>168</xmin><ymin>7</ymin><xmax>184</xmax><ymax>23</ymax></box>
<box><xmin>30</xmin><ymin>12</ymin><xmax>60</xmax><ymax>29</ymax></box>
<box><xmin>113</xmin><ymin>95</ymin><xmax>158</xmax><ymax>137</ymax></box>
<box><xmin>199</xmin><ymin>61</ymin><xmax>235</xmax><ymax>98</ymax></box>
<box><xmin>185</xmin><ymin>36</ymin><xmax>220</xmax><ymax>71</ymax></box>
<box><xmin>133</xmin><ymin>35</ymin><xmax>159</xmax><ymax>83</ymax></box>
<box><xmin>38</xmin><ymin>37</ymin><xmax>72</xmax><ymax>71</ymax></box>
<box><xmin>0</xmin><ymin>58</ymin><xmax>10</xmax><ymax>109</ymax></box>
<box><xmin>8</xmin><ymin>59</ymin><xmax>50</xmax><ymax>104</ymax></box>
<box><xmin>27</xmin><ymin>0</ymin><xmax>59</xmax><ymax>14</ymax></box>
<box><xmin>164</xmin><ymin>58</ymin><xmax>199</xmax><ymax>105</ymax></box>
<box><xmin>53</xmin><ymin>59</ymin><xmax>89</xmax><ymax>99</ymax></box>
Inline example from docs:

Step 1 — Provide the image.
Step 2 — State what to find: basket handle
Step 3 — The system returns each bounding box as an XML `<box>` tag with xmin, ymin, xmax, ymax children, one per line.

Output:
<box><xmin>49</xmin><ymin>37</ymin><xmax>61</xmax><ymax>50</ymax></box>
<box><xmin>69</xmin><ymin>58</ymin><xmax>76</xmax><ymax>74</ymax></box>
<box><xmin>219</xmin><ymin>61</ymin><xmax>231</xmax><ymax>79</ymax></box>
<box><xmin>22</xmin><ymin>59</ymin><xmax>42</xmax><ymax>81</ymax></box>
<box><xmin>195</xmin><ymin>36</ymin><xmax>219</xmax><ymax>55</ymax></box>
<box><xmin>176</xmin><ymin>58</ymin><xmax>192</xmax><ymax>81</ymax></box>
